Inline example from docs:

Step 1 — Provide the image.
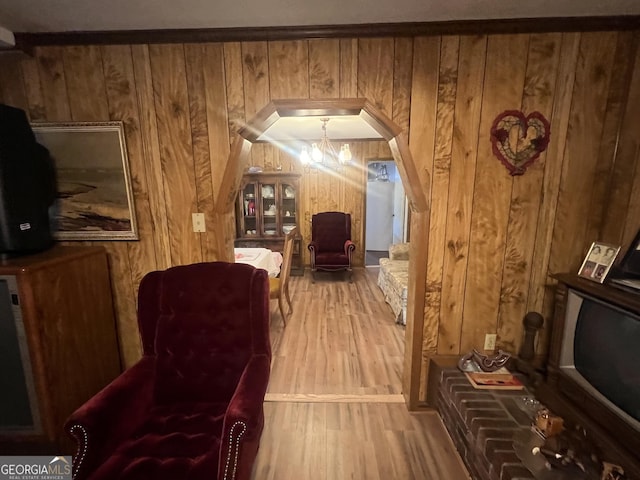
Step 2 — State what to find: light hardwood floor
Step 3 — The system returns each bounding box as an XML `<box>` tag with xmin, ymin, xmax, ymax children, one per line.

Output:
<box><xmin>253</xmin><ymin>267</ymin><xmax>470</xmax><ymax>480</ymax></box>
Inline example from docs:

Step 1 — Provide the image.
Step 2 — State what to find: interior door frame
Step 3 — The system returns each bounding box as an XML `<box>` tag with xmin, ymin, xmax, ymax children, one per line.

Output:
<box><xmin>216</xmin><ymin>98</ymin><xmax>430</xmax><ymax>409</ymax></box>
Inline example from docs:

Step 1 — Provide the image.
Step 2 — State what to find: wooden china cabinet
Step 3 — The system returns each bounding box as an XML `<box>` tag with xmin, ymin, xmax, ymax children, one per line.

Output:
<box><xmin>234</xmin><ymin>172</ymin><xmax>303</xmax><ymax>275</ymax></box>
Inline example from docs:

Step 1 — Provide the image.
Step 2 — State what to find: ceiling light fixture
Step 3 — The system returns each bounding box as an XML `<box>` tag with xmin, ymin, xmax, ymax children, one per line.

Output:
<box><xmin>299</xmin><ymin>118</ymin><xmax>351</xmax><ymax>170</ymax></box>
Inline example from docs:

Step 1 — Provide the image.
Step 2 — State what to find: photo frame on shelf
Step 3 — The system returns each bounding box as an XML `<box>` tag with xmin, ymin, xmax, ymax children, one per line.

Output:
<box><xmin>31</xmin><ymin>121</ymin><xmax>138</xmax><ymax>241</ymax></box>
<box><xmin>578</xmin><ymin>241</ymin><xmax>621</xmax><ymax>283</ymax></box>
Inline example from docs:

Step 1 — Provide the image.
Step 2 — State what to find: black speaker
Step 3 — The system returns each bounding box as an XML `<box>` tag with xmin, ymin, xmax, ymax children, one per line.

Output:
<box><xmin>0</xmin><ymin>104</ymin><xmax>56</xmax><ymax>257</ymax></box>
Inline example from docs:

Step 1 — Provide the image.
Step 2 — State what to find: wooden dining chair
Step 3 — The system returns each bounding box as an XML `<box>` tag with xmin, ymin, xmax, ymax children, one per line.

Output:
<box><xmin>269</xmin><ymin>226</ymin><xmax>297</xmax><ymax>326</ymax></box>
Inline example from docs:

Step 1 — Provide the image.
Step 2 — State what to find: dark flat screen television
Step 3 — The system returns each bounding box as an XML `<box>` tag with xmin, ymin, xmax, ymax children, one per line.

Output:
<box><xmin>542</xmin><ymin>274</ymin><xmax>640</xmax><ymax>477</ymax></box>
<box><xmin>0</xmin><ymin>104</ymin><xmax>56</xmax><ymax>258</ymax></box>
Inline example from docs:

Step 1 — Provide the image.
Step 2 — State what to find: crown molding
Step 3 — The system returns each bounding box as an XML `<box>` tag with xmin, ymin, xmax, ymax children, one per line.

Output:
<box><xmin>11</xmin><ymin>15</ymin><xmax>640</xmax><ymax>49</ymax></box>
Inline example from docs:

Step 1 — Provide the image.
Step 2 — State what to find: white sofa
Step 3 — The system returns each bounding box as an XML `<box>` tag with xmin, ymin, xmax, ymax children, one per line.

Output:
<box><xmin>377</xmin><ymin>243</ymin><xmax>409</xmax><ymax>325</ymax></box>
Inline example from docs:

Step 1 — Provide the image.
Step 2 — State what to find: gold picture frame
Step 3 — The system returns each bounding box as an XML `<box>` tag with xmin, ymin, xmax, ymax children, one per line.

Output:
<box><xmin>31</xmin><ymin>121</ymin><xmax>138</xmax><ymax>241</ymax></box>
<box><xmin>578</xmin><ymin>241</ymin><xmax>621</xmax><ymax>283</ymax></box>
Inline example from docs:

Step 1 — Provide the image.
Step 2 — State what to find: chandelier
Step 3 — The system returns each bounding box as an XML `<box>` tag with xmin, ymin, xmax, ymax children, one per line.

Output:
<box><xmin>299</xmin><ymin>118</ymin><xmax>351</xmax><ymax>170</ymax></box>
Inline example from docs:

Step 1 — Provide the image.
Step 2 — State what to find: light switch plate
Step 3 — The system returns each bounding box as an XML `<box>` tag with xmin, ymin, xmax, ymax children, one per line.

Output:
<box><xmin>192</xmin><ymin>213</ymin><xmax>205</xmax><ymax>232</ymax></box>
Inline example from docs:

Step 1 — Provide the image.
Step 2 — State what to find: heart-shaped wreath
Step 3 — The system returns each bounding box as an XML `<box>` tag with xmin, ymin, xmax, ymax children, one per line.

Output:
<box><xmin>490</xmin><ymin>110</ymin><xmax>550</xmax><ymax>176</ymax></box>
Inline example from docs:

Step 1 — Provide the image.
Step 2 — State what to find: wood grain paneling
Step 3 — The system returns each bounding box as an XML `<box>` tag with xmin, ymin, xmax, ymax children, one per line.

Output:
<box><xmin>1</xmin><ymin>29</ymin><xmax>638</xmax><ymax>401</ymax></box>
<box><xmin>101</xmin><ymin>46</ymin><xmax>153</xmax><ymax>365</ymax></box>
<box><xmin>63</xmin><ymin>46</ymin><xmax>107</xmax><ymax>120</ymax></box>
<box><xmin>20</xmin><ymin>56</ymin><xmax>46</xmax><ymax>120</ymax></box>
<box><xmin>526</xmin><ymin>32</ymin><xmax>580</xmax><ymax>347</ymax></box>
<box><xmin>184</xmin><ymin>44</ymin><xmax>214</xmax><ymax>260</ymax></box>
<box><xmin>241</xmin><ymin>41</ymin><xmax>270</xmax><ymax>119</ymax></box>
<box><xmin>357</xmin><ymin>38</ymin><xmax>394</xmax><ymax>116</ymax></box>
<box><xmin>56</xmin><ymin>45</ymin><xmax>139</xmax><ymax>367</ymax></box>
<box><xmin>423</xmin><ymin>36</ymin><xmax>457</xmax><ymax>395</ymax></box>
<box><xmin>309</xmin><ymin>39</ymin><xmax>340</xmax><ymax>99</ymax></box>
<box><xmin>585</xmin><ymin>33</ymin><xmax>637</xmax><ymax>246</ymax></box>
<box><xmin>600</xmin><ymin>32</ymin><xmax>640</xmax><ymax>245</ymax></box>
<box><xmin>269</xmin><ymin>41</ymin><xmax>309</xmax><ymax>99</ymax></box>
<box><xmin>149</xmin><ymin>44</ymin><xmax>202</xmax><ymax>266</ymax></box>
<box><xmin>616</xmin><ymin>36</ymin><xmax>640</xmax><ymax>247</ymax></box>
<box><xmin>461</xmin><ymin>34</ymin><xmax>529</xmax><ymax>354</ymax></box>
<box><xmin>339</xmin><ymin>38</ymin><xmax>358</xmax><ymax>98</ymax></box>
<box><xmin>438</xmin><ymin>35</ymin><xmax>486</xmax><ymax>355</ymax></box>
<box><xmin>223</xmin><ymin>42</ymin><xmax>246</xmax><ymax>142</ymax></box>
<box><xmin>408</xmin><ymin>37</ymin><xmax>440</xmax><ymax>206</ymax></box>
<box><xmin>34</xmin><ymin>46</ymin><xmax>71</xmax><ymax>121</ymax></box>
<box><xmin>497</xmin><ymin>33</ymin><xmax>561</xmax><ymax>354</ymax></box>
<box><xmin>201</xmin><ymin>43</ymin><xmax>234</xmax><ymax>258</ymax></box>
<box><xmin>548</xmin><ymin>33</ymin><xmax>619</xmax><ymax>276</ymax></box>
<box><xmin>241</xmin><ymin>41</ymin><xmax>270</xmax><ymax>169</ymax></box>
<box><xmin>131</xmin><ymin>44</ymin><xmax>172</xmax><ymax>271</ymax></box>
<box><xmin>392</xmin><ymin>37</ymin><xmax>413</xmax><ymax>134</ymax></box>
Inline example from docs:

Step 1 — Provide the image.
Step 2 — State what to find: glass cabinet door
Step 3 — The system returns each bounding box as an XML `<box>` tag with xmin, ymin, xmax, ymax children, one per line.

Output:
<box><xmin>261</xmin><ymin>182</ymin><xmax>277</xmax><ymax>237</ymax></box>
<box><xmin>241</xmin><ymin>183</ymin><xmax>257</xmax><ymax>236</ymax></box>
<box><xmin>281</xmin><ymin>182</ymin><xmax>297</xmax><ymax>236</ymax></box>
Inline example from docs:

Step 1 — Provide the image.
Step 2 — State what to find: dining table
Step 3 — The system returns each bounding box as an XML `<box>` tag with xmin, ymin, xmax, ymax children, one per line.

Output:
<box><xmin>234</xmin><ymin>247</ymin><xmax>282</xmax><ymax>277</ymax></box>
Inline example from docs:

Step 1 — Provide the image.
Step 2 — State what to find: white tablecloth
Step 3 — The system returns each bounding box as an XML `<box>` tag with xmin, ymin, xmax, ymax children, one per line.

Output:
<box><xmin>234</xmin><ymin>248</ymin><xmax>282</xmax><ymax>277</ymax></box>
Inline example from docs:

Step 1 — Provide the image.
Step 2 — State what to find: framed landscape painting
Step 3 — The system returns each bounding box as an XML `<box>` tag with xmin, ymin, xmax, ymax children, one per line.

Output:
<box><xmin>31</xmin><ymin>121</ymin><xmax>138</xmax><ymax>241</ymax></box>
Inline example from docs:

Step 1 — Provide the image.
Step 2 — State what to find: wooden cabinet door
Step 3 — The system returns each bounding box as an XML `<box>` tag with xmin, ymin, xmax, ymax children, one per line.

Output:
<box><xmin>260</xmin><ymin>179</ymin><xmax>278</xmax><ymax>237</ymax></box>
<box><xmin>280</xmin><ymin>178</ymin><xmax>298</xmax><ymax>237</ymax></box>
<box><xmin>237</xmin><ymin>180</ymin><xmax>259</xmax><ymax>238</ymax></box>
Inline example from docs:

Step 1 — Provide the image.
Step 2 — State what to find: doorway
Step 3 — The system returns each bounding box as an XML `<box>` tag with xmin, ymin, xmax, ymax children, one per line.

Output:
<box><xmin>221</xmin><ymin>98</ymin><xmax>429</xmax><ymax>408</ymax></box>
<box><xmin>365</xmin><ymin>160</ymin><xmax>407</xmax><ymax>266</ymax></box>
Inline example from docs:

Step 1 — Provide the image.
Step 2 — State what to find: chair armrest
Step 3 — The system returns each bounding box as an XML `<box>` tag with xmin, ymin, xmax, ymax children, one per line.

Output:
<box><xmin>308</xmin><ymin>241</ymin><xmax>318</xmax><ymax>269</ymax></box>
<box><xmin>64</xmin><ymin>356</ymin><xmax>155</xmax><ymax>480</ymax></box>
<box><xmin>344</xmin><ymin>240</ymin><xmax>355</xmax><ymax>255</ymax></box>
<box><xmin>222</xmin><ymin>354</ymin><xmax>270</xmax><ymax>437</ymax></box>
<box><xmin>218</xmin><ymin>354</ymin><xmax>271</xmax><ymax>479</ymax></box>
<box><xmin>389</xmin><ymin>243</ymin><xmax>410</xmax><ymax>260</ymax></box>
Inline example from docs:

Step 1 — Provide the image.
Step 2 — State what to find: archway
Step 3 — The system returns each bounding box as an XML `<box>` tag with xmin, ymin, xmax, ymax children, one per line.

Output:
<box><xmin>216</xmin><ymin>98</ymin><xmax>430</xmax><ymax>408</ymax></box>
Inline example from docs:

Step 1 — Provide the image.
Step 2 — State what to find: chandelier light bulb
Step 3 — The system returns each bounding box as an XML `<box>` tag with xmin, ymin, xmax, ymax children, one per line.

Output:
<box><xmin>311</xmin><ymin>143</ymin><xmax>322</xmax><ymax>163</ymax></box>
<box><xmin>299</xmin><ymin>118</ymin><xmax>352</xmax><ymax>171</ymax></box>
<box><xmin>339</xmin><ymin>144</ymin><xmax>351</xmax><ymax>164</ymax></box>
<box><xmin>300</xmin><ymin>146</ymin><xmax>311</xmax><ymax>165</ymax></box>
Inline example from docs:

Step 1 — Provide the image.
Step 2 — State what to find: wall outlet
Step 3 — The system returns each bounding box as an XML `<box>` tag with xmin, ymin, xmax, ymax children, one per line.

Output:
<box><xmin>192</xmin><ymin>213</ymin><xmax>206</xmax><ymax>232</ymax></box>
<box><xmin>484</xmin><ymin>333</ymin><xmax>497</xmax><ymax>351</ymax></box>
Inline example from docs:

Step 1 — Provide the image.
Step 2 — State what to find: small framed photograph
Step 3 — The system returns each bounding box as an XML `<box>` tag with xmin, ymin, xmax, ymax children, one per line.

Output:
<box><xmin>578</xmin><ymin>242</ymin><xmax>621</xmax><ymax>283</ymax></box>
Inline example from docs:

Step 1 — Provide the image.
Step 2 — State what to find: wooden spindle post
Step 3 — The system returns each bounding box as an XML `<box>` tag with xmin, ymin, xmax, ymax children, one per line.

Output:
<box><xmin>514</xmin><ymin>311</ymin><xmax>544</xmax><ymax>386</ymax></box>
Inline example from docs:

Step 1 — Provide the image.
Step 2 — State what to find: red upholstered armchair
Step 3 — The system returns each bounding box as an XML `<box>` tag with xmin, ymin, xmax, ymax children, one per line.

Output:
<box><xmin>64</xmin><ymin>262</ymin><xmax>271</xmax><ymax>480</ymax></box>
<box><xmin>308</xmin><ymin>211</ymin><xmax>356</xmax><ymax>281</ymax></box>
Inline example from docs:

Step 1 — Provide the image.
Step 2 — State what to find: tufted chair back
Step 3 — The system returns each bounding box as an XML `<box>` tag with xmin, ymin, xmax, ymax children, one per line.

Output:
<box><xmin>137</xmin><ymin>261</ymin><xmax>271</xmax><ymax>405</ymax></box>
<box><xmin>311</xmin><ymin>211</ymin><xmax>352</xmax><ymax>252</ymax></box>
<box><xmin>308</xmin><ymin>211</ymin><xmax>356</xmax><ymax>281</ymax></box>
<box><xmin>65</xmin><ymin>261</ymin><xmax>271</xmax><ymax>480</ymax></box>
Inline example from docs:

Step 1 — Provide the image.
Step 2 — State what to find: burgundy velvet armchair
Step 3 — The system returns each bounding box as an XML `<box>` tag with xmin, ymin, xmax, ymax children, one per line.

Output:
<box><xmin>64</xmin><ymin>262</ymin><xmax>271</xmax><ymax>480</ymax></box>
<box><xmin>308</xmin><ymin>211</ymin><xmax>356</xmax><ymax>281</ymax></box>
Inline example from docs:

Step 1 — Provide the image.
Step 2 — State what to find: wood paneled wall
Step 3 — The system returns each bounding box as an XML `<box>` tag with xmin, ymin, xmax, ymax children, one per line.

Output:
<box><xmin>1</xmin><ymin>30</ymin><xmax>639</xmax><ymax>403</ymax></box>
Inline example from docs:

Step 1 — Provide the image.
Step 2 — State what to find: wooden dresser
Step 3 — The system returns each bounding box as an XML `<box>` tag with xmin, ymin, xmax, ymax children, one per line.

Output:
<box><xmin>0</xmin><ymin>245</ymin><xmax>121</xmax><ymax>454</ymax></box>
